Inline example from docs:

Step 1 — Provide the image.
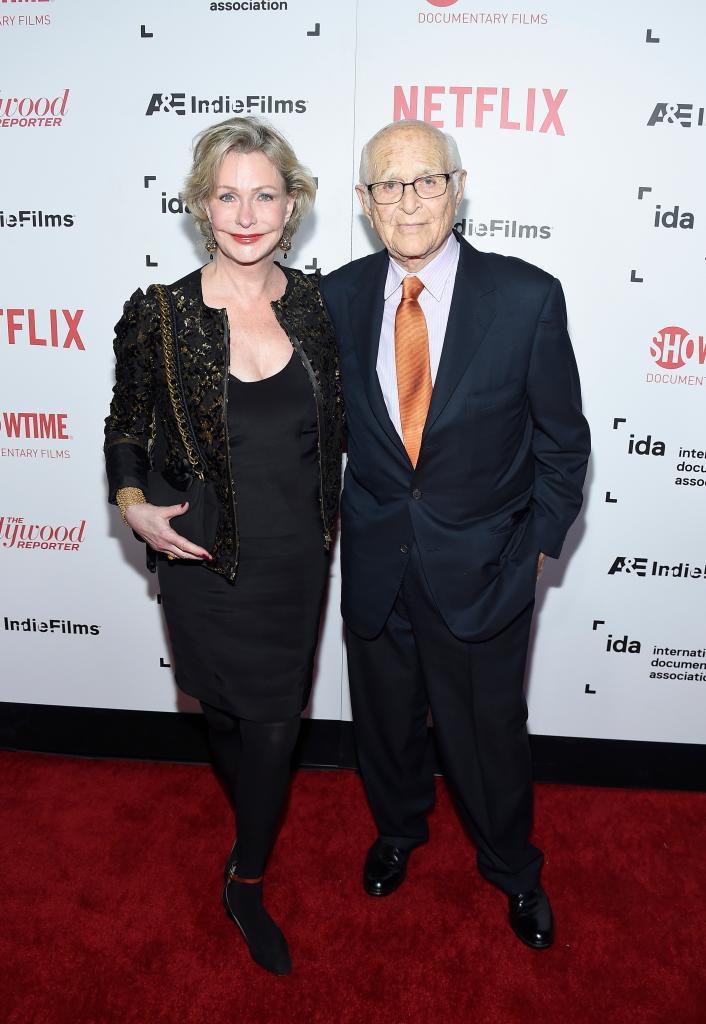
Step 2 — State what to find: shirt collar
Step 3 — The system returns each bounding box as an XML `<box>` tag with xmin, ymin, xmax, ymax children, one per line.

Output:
<box><xmin>384</xmin><ymin>232</ymin><xmax>459</xmax><ymax>302</ymax></box>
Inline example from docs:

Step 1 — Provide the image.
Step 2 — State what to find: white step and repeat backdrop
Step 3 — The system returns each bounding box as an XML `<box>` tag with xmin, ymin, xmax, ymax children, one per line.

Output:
<box><xmin>2</xmin><ymin>1</ymin><xmax>704</xmax><ymax>744</ymax></box>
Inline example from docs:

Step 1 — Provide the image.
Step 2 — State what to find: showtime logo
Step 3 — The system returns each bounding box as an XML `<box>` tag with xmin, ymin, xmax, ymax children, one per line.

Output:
<box><xmin>0</xmin><ymin>515</ymin><xmax>86</xmax><ymax>552</ymax></box>
<box><xmin>650</xmin><ymin>327</ymin><xmax>705</xmax><ymax>370</ymax></box>
<box><xmin>393</xmin><ymin>86</ymin><xmax>567</xmax><ymax>134</ymax></box>
<box><xmin>0</xmin><ymin>308</ymin><xmax>85</xmax><ymax>349</ymax></box>
<box><xmin>1</xmin><ymin>412</ymin><xmax>70</xmax><ymax>440</ymax></box>
<box><xmin>0</xmin><ymin>89</ymin><xmax>68</xmax><ymax>128</ymax></box>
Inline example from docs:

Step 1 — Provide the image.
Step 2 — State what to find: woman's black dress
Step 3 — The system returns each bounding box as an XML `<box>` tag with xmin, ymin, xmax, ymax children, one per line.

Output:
<box><xmin>157</xmin><ymin>351</ymin><xmax>328</xmax><ymax>722</ymax></box>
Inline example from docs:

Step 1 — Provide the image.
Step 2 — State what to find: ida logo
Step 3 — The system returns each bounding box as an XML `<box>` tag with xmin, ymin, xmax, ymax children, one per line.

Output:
<box><xmin>650</xmin><ymin>326</ymin><xmax>705</xmax><ymax>370</ymax></box>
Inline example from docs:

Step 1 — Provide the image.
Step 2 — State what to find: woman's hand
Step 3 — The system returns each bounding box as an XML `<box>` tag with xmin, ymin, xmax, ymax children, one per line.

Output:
<box><xmin>125</xmin><ymin>501</ymin><xmax>212</xmax><ymax>561</ymax></box>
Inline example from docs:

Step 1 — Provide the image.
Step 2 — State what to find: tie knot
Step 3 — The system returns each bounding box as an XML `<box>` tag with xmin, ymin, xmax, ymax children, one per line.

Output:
<box><xmin>402</xmin><ymin>276</ymin><xmax>424</xmax><ymax>302</ymax></box>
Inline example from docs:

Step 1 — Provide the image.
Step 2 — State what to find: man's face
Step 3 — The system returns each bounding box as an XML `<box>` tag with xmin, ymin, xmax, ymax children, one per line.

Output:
<box><xmin>356</xmin><ymin>126</ymin><xmax>466</xmax><ymax>270</ymax></box>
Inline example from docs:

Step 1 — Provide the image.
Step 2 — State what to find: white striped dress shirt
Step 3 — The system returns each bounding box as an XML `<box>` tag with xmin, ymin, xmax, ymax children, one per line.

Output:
<box><xmin>376</xmin><ymin>232</ymin><xmax>460</xmax><ymax>437</ymax></box>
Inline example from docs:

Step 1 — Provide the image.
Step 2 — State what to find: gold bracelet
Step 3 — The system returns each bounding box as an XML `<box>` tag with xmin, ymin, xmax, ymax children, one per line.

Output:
<box><xmin>116</xmin><ymin>487</ymin><xmax>146</xmax><ymax>525</ymax></box>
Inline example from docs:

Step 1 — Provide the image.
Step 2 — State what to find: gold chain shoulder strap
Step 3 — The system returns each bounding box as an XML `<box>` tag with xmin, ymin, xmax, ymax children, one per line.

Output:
<box><xmin>151</xmin><ymin>284</ymin><xmax>204</xmax><ymax>480</ymax></box>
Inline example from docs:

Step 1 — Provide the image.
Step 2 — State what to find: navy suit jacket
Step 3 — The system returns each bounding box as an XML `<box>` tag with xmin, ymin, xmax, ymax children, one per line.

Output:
<box><xmin>321</xmin><ymin>232</ymin><xmax>591</xmax><ymax>641</ymax></box>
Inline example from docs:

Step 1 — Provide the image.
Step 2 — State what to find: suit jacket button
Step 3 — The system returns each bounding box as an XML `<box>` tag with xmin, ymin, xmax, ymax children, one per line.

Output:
<box><xmin>412</xmin><ymin>488</ymin><xmax>422</xmax><ymax>500</ymax></box>
<box><xmin>400</xmin><ymin>544</ymin><xmax>409</xmax><ymax>554</ymax></box>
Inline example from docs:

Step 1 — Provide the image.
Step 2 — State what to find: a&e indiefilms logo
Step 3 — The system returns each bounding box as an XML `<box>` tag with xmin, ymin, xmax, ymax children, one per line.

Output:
<box><xmin>0</xmin><ymin>209</ymin><xmax>74</xmax><ymax>229</ymax></box>
<box><xmin>607</xmin><ymin>556</ymin><xmax>706</xmax><ymax>581</ymax></box>
<box><xmin>453</xmin><ymin>216</ymin><xmax>551</xmax><ymax>241</ymax></box>
<box><xmin>647</xmin><ymin>102</ymin><xmax>705</xmax><ymax>128</ymax></box>
<box><xmin>145</xmin><ymin>92</ymin><xmax>306</xmax><ymax>117</ymax></box>
<box><xmin>3</xmin><ymin>616</ymin><xmax>100</xmax><ymax>637</ymax></box>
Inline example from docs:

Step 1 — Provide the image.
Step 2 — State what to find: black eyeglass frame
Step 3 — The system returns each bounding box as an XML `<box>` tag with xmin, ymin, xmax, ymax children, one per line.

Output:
<box><xmin>366</xmin><ymin>171</ymin><xmax>459</xmax><ymax>205</ymax></box>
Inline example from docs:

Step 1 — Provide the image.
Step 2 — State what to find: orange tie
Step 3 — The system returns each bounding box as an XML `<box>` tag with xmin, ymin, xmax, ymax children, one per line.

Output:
<box><xmin>395</xmin><ymin>276</ymin><xmax>432</xmax><ymax>467</ymax></box>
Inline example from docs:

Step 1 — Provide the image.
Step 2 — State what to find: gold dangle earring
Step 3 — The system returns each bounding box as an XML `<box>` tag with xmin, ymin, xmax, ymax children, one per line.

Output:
<box><xmin>279</xmin><ymin>231</ymin><xmax>292</xmax><ymax>260</ymax></box>
<box><xmin>205</xmin><ymin>226</ymin><xmax>217</xmax><ymax>260</ymax></box>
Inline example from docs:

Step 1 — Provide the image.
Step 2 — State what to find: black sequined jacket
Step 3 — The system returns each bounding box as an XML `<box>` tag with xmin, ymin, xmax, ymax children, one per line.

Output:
<box><xmin>104</xmin><ymin>265</ymin><xmax>343</xmax><ymax>581</ymax></box>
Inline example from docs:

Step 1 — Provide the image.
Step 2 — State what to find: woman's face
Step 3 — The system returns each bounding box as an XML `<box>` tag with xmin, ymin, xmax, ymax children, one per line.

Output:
<box><xmin>205</xmin><ymin>149</ymin><xmax>294</xmax><ymax>266</ymax></box>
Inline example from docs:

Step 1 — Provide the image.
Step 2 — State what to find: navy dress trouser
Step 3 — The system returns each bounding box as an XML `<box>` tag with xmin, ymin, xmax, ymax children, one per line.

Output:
<box><xmin>345</xmin><ymin>543</ymin><xmax>543</xmax><ymax>896</ymax></box>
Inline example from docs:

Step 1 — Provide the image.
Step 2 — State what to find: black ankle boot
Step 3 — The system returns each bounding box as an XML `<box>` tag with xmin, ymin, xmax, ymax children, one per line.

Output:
<box><xmin>222</xmin><ymin>866</ymin><xmax>291</xmax><ymax>976</ymax></box>
<box><xmin>223</xmin><ymin>840</ymin><xmax>238</xmax><ymax>885</ymax></box>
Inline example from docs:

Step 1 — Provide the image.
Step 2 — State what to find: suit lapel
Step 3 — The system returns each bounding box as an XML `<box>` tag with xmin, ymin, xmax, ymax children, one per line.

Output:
<box><xmin>350</xmin><ymin>250</ymin><xmax>409</xmax><ymax>458</ymax></box>
<box><xmin>422</xmin><ymin>235</ymin><xmax>496</xmax><ymax>442</ymax></box>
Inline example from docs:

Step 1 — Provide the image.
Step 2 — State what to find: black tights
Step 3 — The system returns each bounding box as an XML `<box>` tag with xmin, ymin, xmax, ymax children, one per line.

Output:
<box><xmin>201</xmin><ymin>702</ymin><xmax>301</xmax><ymax>878</ymax></box>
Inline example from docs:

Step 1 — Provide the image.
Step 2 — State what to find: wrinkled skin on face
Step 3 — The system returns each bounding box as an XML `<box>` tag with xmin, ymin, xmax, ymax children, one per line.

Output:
<box><xmin>356</xmin><ymin>125</ymin><xmax>466</xmax><ymax>272</ymax></box>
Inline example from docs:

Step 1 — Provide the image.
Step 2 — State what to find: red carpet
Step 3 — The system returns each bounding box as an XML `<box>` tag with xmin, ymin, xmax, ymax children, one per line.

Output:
<box><xmin>1</xmin><ymin>751</ymin><xmax>704</xmax><ymax>1024</ymax></box>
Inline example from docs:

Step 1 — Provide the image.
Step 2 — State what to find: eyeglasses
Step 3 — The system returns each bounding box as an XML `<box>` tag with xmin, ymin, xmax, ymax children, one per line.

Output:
<box><xmin>366</xmin><ymin>172</ymin><xmax>458</xmax><ymax>205</ymax></box>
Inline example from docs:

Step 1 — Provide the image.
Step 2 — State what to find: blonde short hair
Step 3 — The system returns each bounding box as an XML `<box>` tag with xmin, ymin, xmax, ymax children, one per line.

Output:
<box><xmin>183</xmin><ymin>116</ymin><xmax>316</xmax><ymax>242</ymax></box>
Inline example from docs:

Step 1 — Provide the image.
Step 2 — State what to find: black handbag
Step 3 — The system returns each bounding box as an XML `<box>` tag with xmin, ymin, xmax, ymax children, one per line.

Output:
<box><xmin>147</xmin><ymin>284</ymin><xmax>219</xmax><ymax>552</ymax></box>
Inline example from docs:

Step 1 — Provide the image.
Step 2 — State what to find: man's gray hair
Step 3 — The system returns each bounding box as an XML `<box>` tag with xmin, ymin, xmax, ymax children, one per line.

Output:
<box><xmin>359</xmin><ymin>119</ymin><xmax>463</xmax><ymax>187</ymax></box>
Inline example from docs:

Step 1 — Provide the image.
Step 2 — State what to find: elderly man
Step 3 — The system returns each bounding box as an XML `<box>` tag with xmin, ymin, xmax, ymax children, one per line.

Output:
<box><xmin>320</xmin><ymin>120</ymin><xmax>589</xmax><ymax>949</ymax></box>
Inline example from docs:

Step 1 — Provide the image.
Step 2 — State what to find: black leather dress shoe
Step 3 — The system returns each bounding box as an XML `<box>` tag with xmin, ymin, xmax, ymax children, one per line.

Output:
<box><xmin>508</xmin><ymin>888</ymin><xmax>554</xmax><ymax>949</ymax></box>
<box><xmin>363</xmin><ymin>840</ymin><xmax>411</xmax><ymax>897</ymax></box>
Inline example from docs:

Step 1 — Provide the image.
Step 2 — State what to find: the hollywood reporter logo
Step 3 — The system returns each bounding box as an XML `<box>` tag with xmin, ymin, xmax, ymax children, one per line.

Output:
<box><xmin>0</xmin><ymin>308</ymin><xmax>85</xmax><ymax>349</ymax></box>
<box><xmin>650</xmin><ymin>326</ymin><xmax>705</xmax><ymax>371</ymax></box>
<box><xmin>0</xmin><ymin>89</ymin><xmax>69</xmax><ymax>128</ymax></box>
<box><xmin>0</xmin><ymin>516</ymin><xmax>86</xmax><ymax>552</ymax></box>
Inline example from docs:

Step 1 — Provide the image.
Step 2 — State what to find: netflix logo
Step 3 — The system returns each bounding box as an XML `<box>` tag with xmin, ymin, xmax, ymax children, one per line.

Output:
<box><xmin>0</xmin><ymin>308</ymin><xmax>85</xmax><ymax>349</ymax></box>
<box><xmin>393</xmin><ymin>85</ymin><xmax>568</xmax><ymax>135</ymax></box>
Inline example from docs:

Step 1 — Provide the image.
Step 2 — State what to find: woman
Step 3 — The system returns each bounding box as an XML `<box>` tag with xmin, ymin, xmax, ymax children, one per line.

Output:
<box><xmin>104</xmin><ymin>117</ymin><xmax>343</xmax><ymax>976</ymax></box>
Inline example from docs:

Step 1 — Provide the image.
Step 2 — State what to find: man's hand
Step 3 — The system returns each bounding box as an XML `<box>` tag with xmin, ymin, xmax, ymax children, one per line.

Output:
<box><xmin>536</xmin><ymin>552</ymin><xmax>546</xmax><ymax>579</ymax></box>
<box><xmin>125</xmin><ymin>501</ymin><xmax>212</xmax><ymax>561</ymax></box>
